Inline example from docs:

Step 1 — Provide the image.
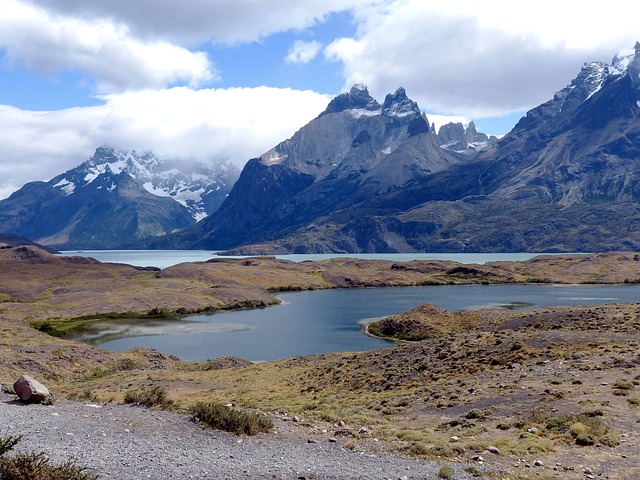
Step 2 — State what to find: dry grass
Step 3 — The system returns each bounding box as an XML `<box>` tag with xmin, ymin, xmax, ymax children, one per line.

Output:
<box><xmin>1</xmin><ymin>246</ymin><xmax>640</xmax><ymax>479</ymax></box>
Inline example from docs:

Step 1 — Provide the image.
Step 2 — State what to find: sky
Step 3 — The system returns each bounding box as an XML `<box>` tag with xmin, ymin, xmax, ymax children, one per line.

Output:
<box><xmin>0</xmin><ymin>0</ymin><xmax>638</xmax><ymax>200</ymax></box>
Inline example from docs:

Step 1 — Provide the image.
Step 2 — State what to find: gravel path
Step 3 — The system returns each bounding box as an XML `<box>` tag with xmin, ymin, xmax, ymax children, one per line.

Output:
<box><xmin>0</xmin><ymin>393</ymin><xmax>476</xmax><ymax>480</ymax></box>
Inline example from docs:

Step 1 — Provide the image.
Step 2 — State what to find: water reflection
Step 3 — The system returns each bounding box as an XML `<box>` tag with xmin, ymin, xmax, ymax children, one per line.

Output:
<box><xmin>67</xmin><ymin>283</ymin><xmax>640</xmax><ymax>362</ymax></box>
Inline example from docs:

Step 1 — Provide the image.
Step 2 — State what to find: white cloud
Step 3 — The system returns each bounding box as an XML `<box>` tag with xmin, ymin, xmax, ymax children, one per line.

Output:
<box><xmin>0</xmin><ymin>87</ymin><xmax>331</xmax><ymax>199</ymax></box>
<box><xmin>327</xmin><ymin>0</ymin><xmax>640</xmax><ymax>118</ymax></box>
<box><xmin>25</xmin><ymin>0</ymin><xmax>373</xmax><ymax>45</ymax></box>
<box><xmin>286</xmin><ymin>40</ymin><xmax>323</xmax><ymax>64</ymax></box>
<box><xmin>0</xmin><ymin>0</ymin><xmax>215</xmax><ymax>92</ymax></box>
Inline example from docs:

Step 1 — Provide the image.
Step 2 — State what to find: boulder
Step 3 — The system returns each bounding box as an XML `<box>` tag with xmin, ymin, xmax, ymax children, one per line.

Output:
<box><xmin>13</xmin><ymin>375</ymin><xmax>53</xmax><ymax>404</ymax></box>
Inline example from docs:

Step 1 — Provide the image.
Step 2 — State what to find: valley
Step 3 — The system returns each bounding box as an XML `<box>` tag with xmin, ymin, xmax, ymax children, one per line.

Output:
<box><xmin>0</xmin><ymin>246</ymin><xmax>638</xmax><ymax>479</ymax></box>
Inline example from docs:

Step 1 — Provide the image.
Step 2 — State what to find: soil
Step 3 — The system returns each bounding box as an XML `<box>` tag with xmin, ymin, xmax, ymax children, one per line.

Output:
<box><xmin>1</xmin><ymin>246</ymin><xmax>640</xmax><ymax>479</ymax></box>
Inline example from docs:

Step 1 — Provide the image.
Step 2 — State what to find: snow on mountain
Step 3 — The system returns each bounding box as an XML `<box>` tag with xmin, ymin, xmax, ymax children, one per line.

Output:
<box><xmin>54</xmin><ymin>147</ymin><xmax>239</xmax><ymax>221</ymax></box>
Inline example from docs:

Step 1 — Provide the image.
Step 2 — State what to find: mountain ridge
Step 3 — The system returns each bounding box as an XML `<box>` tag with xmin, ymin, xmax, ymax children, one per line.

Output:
<box><xmin>197</xmin><ymin>43</ymin><xmax>640</xmax><ymax>254</ymax></box>
<box><xmin>0</xmin><ymin>148</ymin><xmax>239</xmax><ymax>249</ymax></box>
<box><xmin>156</xmin><ymin>84</ymin><xmax>464</xmax><ymax>250</ymax></box>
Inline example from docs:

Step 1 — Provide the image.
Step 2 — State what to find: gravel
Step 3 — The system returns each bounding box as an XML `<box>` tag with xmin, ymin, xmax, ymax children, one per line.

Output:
<box><xmin>0</xmin><ymin>392</ymin><xmax>476</xmax><ymax>479</ymax></box>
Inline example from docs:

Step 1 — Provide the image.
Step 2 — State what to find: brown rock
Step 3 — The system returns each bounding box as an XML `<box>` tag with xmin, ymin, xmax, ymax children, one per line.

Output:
<box><xmin>13</xmin><ymin>375</ymin><xmax>53</xmax><ymax>404</ymax></box>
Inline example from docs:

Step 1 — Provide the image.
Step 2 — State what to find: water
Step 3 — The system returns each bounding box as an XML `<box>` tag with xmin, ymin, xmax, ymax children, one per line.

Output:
<box><xmin>70</xmin><ymin>283</ymin><xmax>640</xmax><ymax>362</ymax></box>
<box><xmin>58</xmin><ymin>250</ymin><xmax>554</xmax><ymax>269</ymax></box>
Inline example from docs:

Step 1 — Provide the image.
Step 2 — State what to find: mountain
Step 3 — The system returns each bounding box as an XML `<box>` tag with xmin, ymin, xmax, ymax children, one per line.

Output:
<box><xmin>0</xmin><ymin>148</ymin><xmax>239</xmax><ymax>249</ymax></box>
<box><xmin>159</xmin><ymin>85</ymin><xmax>470</xmax><ymax>250</ymax></box>
<box><xmin>436</xmin><ymin>120</ymin><xmax>498</xmax><ymax>155</ymax></box>
<box><xmin>165</xmin><ymin>42</ymin><xmax>640</xmax><ymax>254</ymax></box>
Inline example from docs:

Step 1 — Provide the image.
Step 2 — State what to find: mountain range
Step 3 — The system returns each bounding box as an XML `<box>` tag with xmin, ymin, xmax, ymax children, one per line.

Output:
<box><xmin>156</xmin><ymin>42</ymin><xmax>640</xmax><ymax>253</ymax></box>
<box><xmin>0</xmin><ymin>148</ymin><xmax>239</xmax><ymax>249</ymax></box>
<box><xmin>2</xmin><ymin>43</ymin><xmax>640</xmax><ymax>253</ymax></box>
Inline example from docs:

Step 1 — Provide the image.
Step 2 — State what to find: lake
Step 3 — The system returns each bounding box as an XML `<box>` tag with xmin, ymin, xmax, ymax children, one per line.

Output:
<box><xmin>68</xmin><ymin>283</ymin><xmax>640</xmax><ymax>362</ymax></box>
<box><xmin>58</xmin><ymin>250</ymin><xmax>553</xmax><ymax>269</ymax></box>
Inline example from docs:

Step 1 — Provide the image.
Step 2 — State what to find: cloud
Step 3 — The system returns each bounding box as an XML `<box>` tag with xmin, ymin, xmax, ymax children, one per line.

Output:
<box><xmin>326</xmin><ymin>0</ymin><xmax>640</xmax><ymax>118</ymax></box>
<box><xmin>286</xmin><ymin>40</ymin><xmax>323</xmax><ymax>64</ymax></box>
<box><xmin>0</xmin><ymin>0</ymin><xmax>215</xmax><ymax>92</ymax></box>
<box><xmin>24</xmin><ymin>0</ymin><xmax>372</xmax><ymax>45</ymax></box>
<box><xmin>0</xmin><ymin>87</ymin><xmax>331</xmax><ymax>199</ymax></box>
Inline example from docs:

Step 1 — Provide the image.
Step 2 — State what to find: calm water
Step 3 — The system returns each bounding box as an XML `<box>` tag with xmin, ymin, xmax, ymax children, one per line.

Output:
<box><xmin>69</xmin><ymin>283</ymin><xmax>640</xmax><ymax>362</ymax></box>
<box><xmin>58</xmin><ymin>250</ymin><xmax>552</xmax><ymax>269</ymax></box>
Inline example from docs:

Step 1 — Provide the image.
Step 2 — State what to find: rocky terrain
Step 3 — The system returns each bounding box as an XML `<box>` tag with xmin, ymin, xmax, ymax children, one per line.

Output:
<box><xmin>0</xmin><ymin>246</ymin><xmax>639</xmax><ymax>479</ymax></box>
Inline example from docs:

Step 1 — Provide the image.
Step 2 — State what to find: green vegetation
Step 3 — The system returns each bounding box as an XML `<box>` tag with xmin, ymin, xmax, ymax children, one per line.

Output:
<box><xmin>123</xmin><ymin>386</ymin><xmax>174</xmax><ymax>409</ymax></box>
<box><xmin>30</xmin><ymin>300</ymin><xmax>277</xmax><ymax>338</ymax></box>
<box><xmin>612</xmin><ymin>379</ymin><xmax>635</xmax><ymax>390</ymax></box>
<box><xmin>437</xmin><ymin>465</ymin><xmax>455</xmax><ymax>479</ymax></box>
<box><xmin>188</xmin><ymin>402</ymin><xmax>273</xmax><ymax>436</ymax></box>
<box><xmin>543</xmin><ymin>413</ymin><xmax>616</xmax><ymax>446</ymax></box>
<box><xmin>0</xmin><ymin>434</ymin><xmax>97</xmax><ymax>480</ymax></box>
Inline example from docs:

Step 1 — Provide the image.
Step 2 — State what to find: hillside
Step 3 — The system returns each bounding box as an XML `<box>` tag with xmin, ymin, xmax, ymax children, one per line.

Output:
<box><xmin>0</xmin><ymin>247</ymin><xmax>638</xmax><ymax>479</ymax></box>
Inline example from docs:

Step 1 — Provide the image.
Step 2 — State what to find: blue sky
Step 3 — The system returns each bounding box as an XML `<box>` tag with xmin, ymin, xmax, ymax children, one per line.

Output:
<box><xmin>0</xmin><ymin>0</ymin><xmax>638</xmax><ymax>199</ymax></box>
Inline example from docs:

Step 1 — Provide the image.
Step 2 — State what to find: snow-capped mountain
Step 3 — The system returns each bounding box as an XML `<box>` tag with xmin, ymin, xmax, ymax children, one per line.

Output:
<box><xmin>55</xmin><ymin>148</ymin><xmax>239</xmax><ymax>222</ymax></box>
<box><xmin>0</xmin><ymin>147</ymin><xmax>239</xmax><ymax>249</ymax></box>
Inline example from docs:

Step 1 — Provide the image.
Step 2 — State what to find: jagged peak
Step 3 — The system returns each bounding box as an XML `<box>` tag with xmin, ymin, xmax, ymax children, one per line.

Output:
<box><xmin>320</xmin><ymin>84</ymin><xmax>380</xmax><ymax>116</ymax></box>
<box><xmin>627</xmin><ymin>41</ymin><xmax>640</xmax><ymax>85</ymax></box>
<box><xmin>382</xmin><ymin>87</ymin><xmax>421</xmax><ymax>118</ymax></box>
<box><xmin>610</xmin><ymin>44</ymin><xmax>637</xmax><ymax>76</ymax></box>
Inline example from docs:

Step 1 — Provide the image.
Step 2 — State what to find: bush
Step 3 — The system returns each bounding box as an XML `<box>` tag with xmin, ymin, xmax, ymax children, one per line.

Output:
<box><xmin>627</xmin><ymin>397</ymin><xmax>640</xmax><ymax>407</ymax></box>
<box><xmin>189</xmin><ymin>402</ymin><xmax>273</xmax><ymax>436</ymax></box>
<box><xmin>0</xmin><ymin>435</ymin><xmax>97</xmax><ymax>480</ymax></box>
<box><xmin>438</xmin><ymin>465</ymin><xmax>455</xmax><ymax>479</ymax></box>
<box><xmin>613</xmin><ymin>379</ymin><xmax>634</xmax><ymax>390</ymax></box>
<box><xmin>123</xmin><ymin>386</ymin><xmax>173</xmax><ymax>409</ymax></box>
<box><xmin>0</xmin><ymin>436</ymin><xmax>22</xmax><ymax>457</ymax></box>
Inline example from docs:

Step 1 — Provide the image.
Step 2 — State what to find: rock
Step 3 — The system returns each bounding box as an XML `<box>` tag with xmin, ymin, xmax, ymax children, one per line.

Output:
<box><xmin>13</xmin><ymin>375</ymin><xmax>53</xmax><ymax>404</ymax></box>
<box><xmin>534</xmin><ymin>460</ymin><xmax>544</xmax><ymax>467</ymax></box>
<box><xmin>359</xmin><ymin>427</ymin><xmax>369</xmax><ymax>434</ymax></box>
<box><xmin>584</xmin><ymin>467</ymin><xmax>593</xmax><ymax>475</ymax></box>
<box><xmin>450</xmin><ymin>436</ymin><xmax>460</xmax><ymax>443</ymax></box>
<box><xmin>486</xmin><ymin>445</ymin><xmax>500</xmax><ymax>455</ymax></box>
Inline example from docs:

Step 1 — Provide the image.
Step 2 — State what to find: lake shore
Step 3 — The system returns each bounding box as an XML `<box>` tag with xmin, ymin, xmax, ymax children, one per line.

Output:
<box><xmin>1</xmin><ymin>246</ymin><xmax>639</xmax><ymax>479</ymax></box>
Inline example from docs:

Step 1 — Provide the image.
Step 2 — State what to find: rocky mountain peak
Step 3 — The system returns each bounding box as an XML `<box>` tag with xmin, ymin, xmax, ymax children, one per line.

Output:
<box><xmin>320</xmin><ymin>84</ymin><xmax>380</xmax><ymax>116</ymax></box>
<box><xmin>436</xmin><ymin>121</ymin><xmax>497</xmax><ymax>154</ymax></box>
<box><xmin>610</xmin><ymin>42</ymin><xmax>638</xmax><ymax>76</ymax></box>
<box><xmin>382</xmin><ymin>87</ymin><xmax>420</xmax><ymax>118</ymax></box>
<box><xmin>626</xmin><ymin>41</ymin><xmax>640</xmax><ymax>88</ymax></box>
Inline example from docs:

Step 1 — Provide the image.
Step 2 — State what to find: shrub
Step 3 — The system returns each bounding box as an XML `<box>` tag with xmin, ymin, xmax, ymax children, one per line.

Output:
<box><xmin>0</xmin><ymin>436</ymin><xmax>22</xmax><ymax>457</ymax></box>
<box><xmin>569</xmin><ymin>422</ymin><xmax>588</xmax><ymax>437</ymax></box>
<box><xmin>600</xmin><ymin>434</ymin><xmax>620</xmax><ymax>447</ymax></box>
<box><xmin>613</xmin><ymin>379</ymin><xmax>634</xmax><ymax>390</ymax></box>
<box><xmin>123</xmin><ymin>386</ymin><xmax>174</xmax><ymax>410</ymax></box>
<box><xmin>438</xmin><ymin>465</ymin><xmax>455</xmax><ymax>479</ymax></box>
<box><xmin>406</xmin><ymin>442</ymin><xmax>430</xmax><ymax>456</ymax></box>
<box><xmin>0</xmin><ymin>435</ymin><xmax>97</xmax><ymax>480</ymax></box>
<box><xmin>189</xmin><ymin>402</ymin><xmax>273</xmax><ymax>436</ymax></box>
